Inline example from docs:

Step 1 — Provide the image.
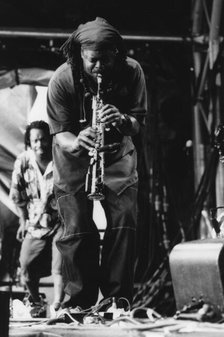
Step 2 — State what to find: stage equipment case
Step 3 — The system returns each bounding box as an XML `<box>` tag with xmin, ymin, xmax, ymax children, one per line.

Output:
<box><xmin>169</xmin><ymin>239</ymin><xmax>224</xmax><ymax>312</ymax></box>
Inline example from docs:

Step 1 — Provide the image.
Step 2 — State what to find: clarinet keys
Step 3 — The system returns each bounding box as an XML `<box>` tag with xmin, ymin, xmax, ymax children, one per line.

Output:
<box><xmin>86</xmin><ymin>148</ymin><xmax>105</xmax><ymax>201</ymax></box>
<box><xmin>85</xmin><ymin>74</ymin><xmax>105</xmax><ymax>201</ymax></box>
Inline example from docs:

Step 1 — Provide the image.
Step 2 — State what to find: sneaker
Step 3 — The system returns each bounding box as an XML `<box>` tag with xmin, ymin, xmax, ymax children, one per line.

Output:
<box><xmin>12</xmin><ymin>299</ymin><xmax>32</xmax><ymax>319</ymax></box>
<box><xmin>23</xmin><ymin>295</ymin><xmax>47</xmax><ymax>318</ymax></box>
<box><xmin>29</xmin><ymin>301</ymin><xmax>47</xmax><ymax>318</ymax></box>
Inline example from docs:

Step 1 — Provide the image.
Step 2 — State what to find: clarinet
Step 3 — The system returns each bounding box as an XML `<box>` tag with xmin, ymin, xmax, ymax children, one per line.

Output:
<box><xmin>85</xmin><ymin>74</ymin><xmax>105</xmax><ymax>200</ymax></box>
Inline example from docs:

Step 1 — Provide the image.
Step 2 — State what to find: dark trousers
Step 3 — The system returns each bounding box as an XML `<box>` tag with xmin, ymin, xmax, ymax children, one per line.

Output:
<box><xmin>55</xmin><ymin>184</ymin><xmax>137</xmax><ymax>309</ymax></box>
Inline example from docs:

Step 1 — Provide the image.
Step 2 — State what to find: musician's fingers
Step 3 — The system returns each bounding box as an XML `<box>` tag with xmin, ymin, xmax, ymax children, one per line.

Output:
<box><xmin>102</xmin><ymin>114</ymin><xmax>121</xmax><ymax>125</ymax></box>
<box><xmin>101</xmin><ymin>104</ymin><xmax>111</xmax><ymax>112</ymax></box>
<box><xmin>80</xmin><ymin>127</ymin><xmax>96</xmax><ymax>138</ymax></box>
<box><xmin>78</xmin><ymin>135</ymin><xmax>95</xmax><ymax>150</ymax></box>
<box><xmin>100</xmin><ymin>104</ymin><xmax>116</xmax><ymax>116</ymax></box>
<box><xmin>100</xmin><ymin>106</ymin><xmax>121</xmax><ymax>123</ymax></box>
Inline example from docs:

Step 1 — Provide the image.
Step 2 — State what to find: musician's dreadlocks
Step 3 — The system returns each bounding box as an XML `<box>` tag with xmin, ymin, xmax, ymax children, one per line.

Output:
<box><xmin>60</xmin><ymin>17</ymin><xmax>127</xmax><ymax>85</ymax></box>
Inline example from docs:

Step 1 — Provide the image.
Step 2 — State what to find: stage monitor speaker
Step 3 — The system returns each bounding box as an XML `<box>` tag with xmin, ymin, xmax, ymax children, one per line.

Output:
<box><xmin>169</xmin><ymin>239</ymin><xmax>224</xmax><ymax>312</ymax></box>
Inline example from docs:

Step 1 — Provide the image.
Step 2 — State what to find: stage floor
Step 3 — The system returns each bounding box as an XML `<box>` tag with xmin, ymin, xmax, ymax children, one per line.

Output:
<box><xmin>8</xmin><ymin>317</ymin><xmax>224</xmax><ymax>337</ymax></box>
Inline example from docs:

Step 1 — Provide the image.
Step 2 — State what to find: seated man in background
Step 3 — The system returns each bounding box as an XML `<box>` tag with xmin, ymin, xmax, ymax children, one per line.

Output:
<box><xmin>10</xmin><ymin>120</ymin><xmax>64</xmax><ymax>318</ymax></box>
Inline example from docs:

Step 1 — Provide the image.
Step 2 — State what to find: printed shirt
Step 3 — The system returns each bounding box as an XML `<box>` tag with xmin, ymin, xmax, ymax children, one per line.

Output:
<box><xmin>10</xmin><ymin>149</ymin><xmax>59</xmax><ymax>238</ymax></box>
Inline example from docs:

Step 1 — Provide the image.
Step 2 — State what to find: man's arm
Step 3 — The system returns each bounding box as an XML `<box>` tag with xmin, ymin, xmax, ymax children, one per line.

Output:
<box><xmin>16</xmin><ymin>206</ymin><xmax>28</xmax><ymax>242</ymax></box>
<box><xmin>55</xmin><ymin>128</ymin><xmax>96</xmax><ymax>153</ymax></box>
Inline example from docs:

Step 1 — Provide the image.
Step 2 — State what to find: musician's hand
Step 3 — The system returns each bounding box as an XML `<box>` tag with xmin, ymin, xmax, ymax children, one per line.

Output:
<box><xmin>16</xmin><ymin>221</ymin><xmax>26</xmax><ymax>242</ymax></box>
<box><xmin>75</xmin><ymin>127</ymin><xmax>96</xmax><ymax>151</ymax></box>
<box><xmin>100</xmin><ymin>104</ymin><xmax>123</xmax><ymax>128</ymax></box>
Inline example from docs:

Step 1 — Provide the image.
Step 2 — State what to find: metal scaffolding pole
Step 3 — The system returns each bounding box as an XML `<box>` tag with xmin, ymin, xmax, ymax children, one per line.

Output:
<box><xmin>208</xmin><ymin>0</ymin><xmax>224</xmax><ymax>211</ymax></box>
<box><xmin>191</xmin><ymin>0</ymin><xmax>224</xmax><ymax>235</ymax></box>
<box><xmin>208</xmin><ymin>0</ymin><xmax>223</xmax><ymax>68</ymax></box>
<box><xmin>0</xmin><ymin>28</ymin><xmax>191</xmax><ymax>43</ymax></box>
<box><xmin>192</xmin><ymin>0</ymin><xmax>206</xmax><ymax>191</ymax></box>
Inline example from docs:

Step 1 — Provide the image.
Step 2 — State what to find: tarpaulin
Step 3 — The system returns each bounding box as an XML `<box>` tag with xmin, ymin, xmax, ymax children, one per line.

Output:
<box><xmin>0</xmin><ymin>68</ymin><xmax>53</xmax><ymax>226</ymax></box>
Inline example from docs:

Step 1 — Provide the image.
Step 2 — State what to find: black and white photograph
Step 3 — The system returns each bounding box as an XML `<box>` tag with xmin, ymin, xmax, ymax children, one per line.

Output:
<box><xmin>1</xmin><ymin>1</ymin><xmax>224</xmax><ymax>336</ymax></box>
